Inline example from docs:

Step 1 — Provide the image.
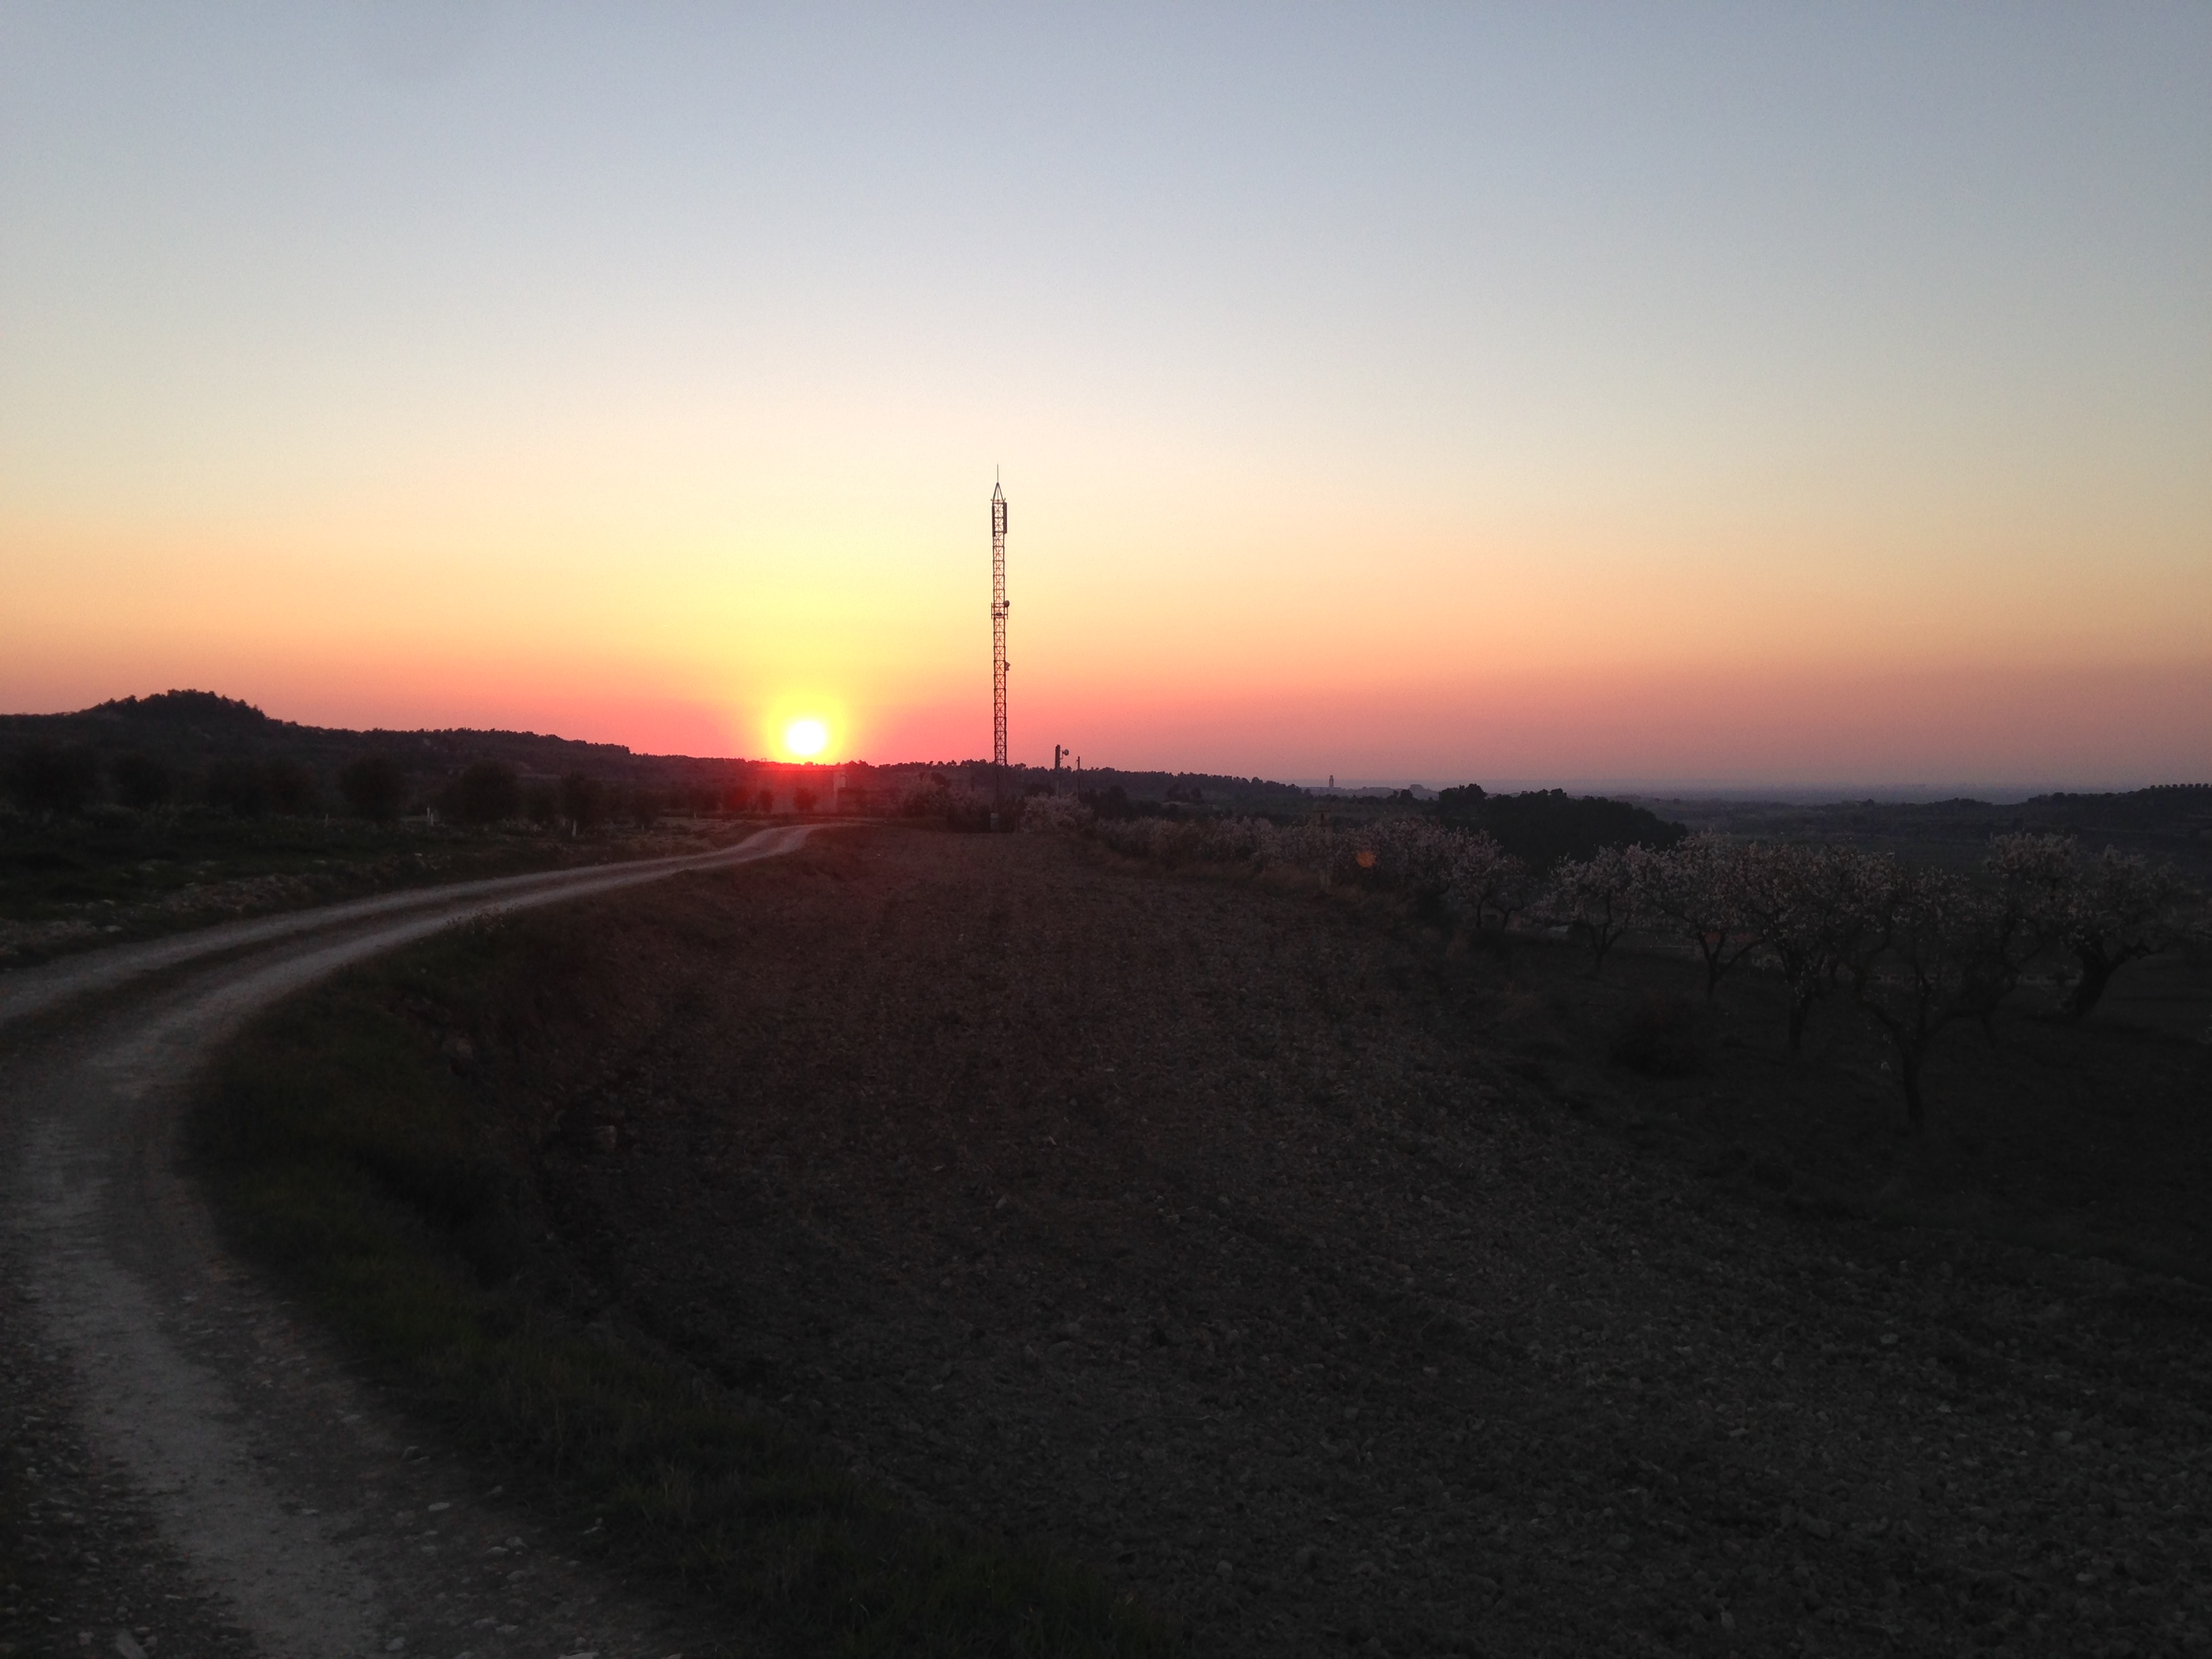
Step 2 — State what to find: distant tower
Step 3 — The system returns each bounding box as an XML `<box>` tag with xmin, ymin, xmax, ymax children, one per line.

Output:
<box><xmin>991</xmin><ymin>479</ymin><xmax>1009</xmax><ymax>788</ymax></box>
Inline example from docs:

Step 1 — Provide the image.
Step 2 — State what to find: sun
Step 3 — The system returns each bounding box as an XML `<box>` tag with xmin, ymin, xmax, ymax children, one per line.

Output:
<box><xmin>782</xmin><ymin>718</ymin><xmax>828</xmax><ymax>759</ymax></box>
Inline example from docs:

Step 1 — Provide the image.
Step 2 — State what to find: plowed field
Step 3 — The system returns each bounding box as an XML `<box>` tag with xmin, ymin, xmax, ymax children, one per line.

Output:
<box><xmin>323</xmin><ymin>826</ymin><xmax>2212</xmax><ymax>1656</ymax></box>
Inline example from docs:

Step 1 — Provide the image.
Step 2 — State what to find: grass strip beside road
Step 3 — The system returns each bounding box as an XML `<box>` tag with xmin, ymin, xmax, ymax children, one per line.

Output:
<box><xmin>188</xmin><ymin>913</ymin><xmax>1170</xmax><ymax>1659</ymax></box>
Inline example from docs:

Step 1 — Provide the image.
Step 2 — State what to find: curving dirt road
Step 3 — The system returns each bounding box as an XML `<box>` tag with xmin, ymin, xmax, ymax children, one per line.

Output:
<box><xmin>0</xmin><ymin>825</ymin><xmax>821</xmax><ymax>1659</ymax></box>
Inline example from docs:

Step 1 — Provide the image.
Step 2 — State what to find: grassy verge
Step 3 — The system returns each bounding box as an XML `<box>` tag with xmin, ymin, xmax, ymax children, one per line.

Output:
<box><xmin>187</xmin><ymin>909</ymin><xmax>1170</xmax><ymax>1659</ymax></box>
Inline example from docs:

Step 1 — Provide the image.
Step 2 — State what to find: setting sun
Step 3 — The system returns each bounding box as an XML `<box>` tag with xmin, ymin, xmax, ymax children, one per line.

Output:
<box><xmin>782</xmin><ymin>718</ymin><xmax>828</xmax><ymax>759</ymax></box>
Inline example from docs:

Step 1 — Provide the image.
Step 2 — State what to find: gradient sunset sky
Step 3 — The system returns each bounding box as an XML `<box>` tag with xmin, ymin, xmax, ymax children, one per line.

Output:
<box><xmin>3</xmin><ymin>4</ymin><xmax>2206</xmax><ymax>787</ymax></box>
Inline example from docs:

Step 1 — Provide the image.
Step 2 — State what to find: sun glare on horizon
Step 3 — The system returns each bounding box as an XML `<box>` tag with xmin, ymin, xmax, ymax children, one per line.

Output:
<box><xmin>782</xmin><ymin>717</ymin><xmax>829</xmax><ymax>759</ymax></box>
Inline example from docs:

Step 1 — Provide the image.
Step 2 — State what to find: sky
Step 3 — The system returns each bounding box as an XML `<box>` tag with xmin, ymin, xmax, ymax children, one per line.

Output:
<box><xmin>2</xmin><ymin>3</ymin><xmax>2207</xmax><ymax>789</ymax></box>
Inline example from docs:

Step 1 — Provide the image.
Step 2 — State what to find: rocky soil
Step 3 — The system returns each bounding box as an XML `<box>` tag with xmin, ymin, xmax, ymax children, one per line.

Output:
<box><xmin>0</xmin><ymin>1265</ymin><xmax>251</xmax><ymax>1659</ymax></box>
<box><xmin>430</xmin><ymin>828</ymin><xmax>2212</xmax><ymax>1658</ymax></box>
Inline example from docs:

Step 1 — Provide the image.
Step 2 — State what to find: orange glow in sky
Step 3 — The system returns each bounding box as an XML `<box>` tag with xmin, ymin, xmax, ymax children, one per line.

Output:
<box><xmin>2</xmin><ymin>10</ymin><xmax>2206</xmax><ymax>788</ymax></box>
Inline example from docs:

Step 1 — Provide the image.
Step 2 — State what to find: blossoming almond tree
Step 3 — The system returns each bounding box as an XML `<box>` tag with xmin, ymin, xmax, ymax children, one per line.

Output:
<box><xmin>1734</xmin><ymin>843</ymin><xmax>1889</xmax><ymax>1051</ymax></box>
<box><xmin>1445</xmin><ymin>831</ymin><xmax>1534</xmax><ymax>935</ymax></box>
<box><xmin>1358</xmin><ymin>817</ymin><xmax>1463</xmax><ymax>912</ymax></box>
<box><xmin>1631</xmin><ymin>833</ymin><xmax>1765</xmax><ymax>1001</ymax></box>
<box><xmin>1841</xmin><ymin>861</ymin><xmax>2042</xmax><ymax>1127</ymax></box>
<box><xmin>1547</xmin><ymin>845</ymin><xmax>1641</xmax><ymax>976</ymax></box>
<box><xmin>2030</xmin><ymin>840</ymin><xmax>2198</xmax><ymax>1021</ymax></box>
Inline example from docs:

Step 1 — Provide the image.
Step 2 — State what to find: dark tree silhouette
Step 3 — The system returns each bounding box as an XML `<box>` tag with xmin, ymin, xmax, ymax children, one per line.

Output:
<box><xmin>1077</xmin><ymin>784</ymin><xmax>1135</xmax><ymax>821</ymax></box>
<box><xmin>339</xmin><ymin>754</ymin><xmax>408</xmax><ymax>823</ymax></box>
<box><xmin>2</xmin><ymin>743</ymin><xmax>98</xmax><ymax>816</ymax></box>
<box><xmin>205</xmin><ymin>759</ymin><xmax>270</xmax><ymax>818</ymax></box>
<box><xmin>445</xmin><ymin>762</ymin><xmax>522</xmax><ymax>826</ymax></box>
<box><xmin>560</xmin><ymin>772</ymin><xmax>605</xmax><ymax>833</ymax></box>
<box><xmin>2046</xmin><ymin>844</ymin><xmax>2194</xmax><ymax>1020</ymax></box>
<box><xmin>1439</xmin><ymin>787</ymin><xmax>1683</xmax><ymax>871</ymax></box>
<box><xmin>265</xmin><ymin>759</ymin><xmax>319</xmax><ymax>815</ymax></box>
<box><xmin>1842</xmin><ymin>864</ymin><xmax>2036</xmax><ymax>1128</ymax></box>
<box><xmin>111</xmin><ymin>752</ymin><xmax>176</xmax><ymax>811</ymax></box>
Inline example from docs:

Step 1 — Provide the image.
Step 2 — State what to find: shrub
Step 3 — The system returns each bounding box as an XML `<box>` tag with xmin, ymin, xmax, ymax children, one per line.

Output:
<box><xmin>899</xmin><ymin>779</ymin><xmax>994</xmax><ymax>832</ymax></box>
<box><xmin>339</xmin><ymin>754</ymin><xmax>408</xmax><ymax>822</ymax></box>
<box><xmin>444</xmin><ymin>762</ymin><xmax>522</xmax><ymax>827</ymax></box>
<box><xmin>793</xmin><ymin>787</ymin><xmax>818</xmax><ymax>814</ymax></box>
<box><xmin>1078</xmin><ymin>784</ymin><xmax>1136</xmax><ymax>821</ymax></box>
<box><xmin>110</xmin><ymin>752</ymin><xmax>176</xmax><ymax>811</ymax></box>
<box><xmin>1019</xmin><ymin>794</ymin><xmax>1092</xmax><ymax>834</ymax></box>
<box><xmin>1093</xmin><ymin>813</ymin><xmax>1275</xmax><ymax>868</ymax></box>
<box><xmin>3</xmin><ymin>743</ymin><xmax>99</xmax><ymax>815</ymax></box>
<box><xmin>523</xmin><ymin>783</ymin><xmax>558</xmax><ymax>827</ymax></box>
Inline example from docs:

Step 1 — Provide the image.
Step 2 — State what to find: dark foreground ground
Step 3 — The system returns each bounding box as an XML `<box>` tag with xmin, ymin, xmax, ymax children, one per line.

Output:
<box><xmin>190</xmin><ymin>829</ymin><xmax>2212</xmax><ymax>1655</ymax></box>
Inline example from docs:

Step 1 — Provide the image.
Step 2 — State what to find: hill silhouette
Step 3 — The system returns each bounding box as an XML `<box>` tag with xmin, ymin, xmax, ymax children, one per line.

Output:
<box><xmin>2</xmin><ymin>692</ymin><xmax>2204</xmax><ymax>874</ymax></box>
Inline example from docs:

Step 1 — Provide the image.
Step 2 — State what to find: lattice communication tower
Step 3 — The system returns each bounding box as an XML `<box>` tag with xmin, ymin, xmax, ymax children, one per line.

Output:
<box><xmin>991</xmin><ymin>480</ymin><xmax>1009</xmax><ymax>785</ymax></box>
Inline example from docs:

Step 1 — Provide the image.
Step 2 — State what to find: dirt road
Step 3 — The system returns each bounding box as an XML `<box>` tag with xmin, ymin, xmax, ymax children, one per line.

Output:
<box><xmin>0</xmin><ymin>825</ymin><xmax>821</xmax><ymax>1659</ymax></box>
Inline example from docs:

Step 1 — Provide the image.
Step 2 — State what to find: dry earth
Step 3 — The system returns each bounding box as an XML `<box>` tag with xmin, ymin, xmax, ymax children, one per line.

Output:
<box><xmin>426</xmin><ymin>827</ymin><xmax>2212</xmax><ymax>1658</ymax></box>
<box><xmin>7</xmin><ymin>822</ymin><xmax>2209</xmax><ymax>1659</ymax></box>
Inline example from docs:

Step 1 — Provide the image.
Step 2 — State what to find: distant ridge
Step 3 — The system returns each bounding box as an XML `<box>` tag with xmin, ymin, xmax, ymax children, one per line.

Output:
<box><xmin>4</xmin><ymin>693</ymin><xmax>2206</xmax><ymax>864</ymax></box>
<box><xmin>0</xmin><ymin>691</ymin><xmax>1309</xmax><ymax>811</ymax></box>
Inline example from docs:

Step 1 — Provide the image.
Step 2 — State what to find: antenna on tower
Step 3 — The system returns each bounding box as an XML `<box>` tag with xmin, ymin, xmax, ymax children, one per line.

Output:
<box><xmin>991</xmin><ymin>477</ymin><xmax>1009</xmax><ymax>815</ymax></box>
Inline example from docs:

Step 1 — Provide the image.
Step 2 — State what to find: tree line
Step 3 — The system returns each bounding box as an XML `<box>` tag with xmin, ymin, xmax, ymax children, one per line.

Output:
<box><xmin>1045</xmin><ymin>802</ymin><xmax>2206</xmax><ymax>1126</ymax></box>
<box><xmin>0</xmin><ymin>743</ymin><xmax>802</xmax><ymax>832</ymax></box>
